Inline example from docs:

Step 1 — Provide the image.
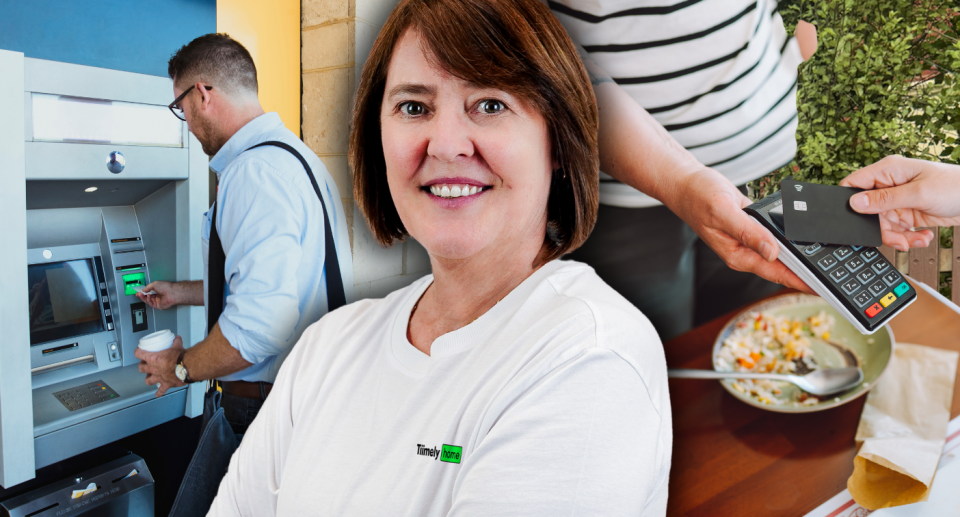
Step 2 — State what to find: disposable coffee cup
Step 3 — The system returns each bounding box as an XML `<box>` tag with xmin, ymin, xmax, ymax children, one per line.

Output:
<box><xmin>138</xmin><ymin>329</ymin><xmax>175</xmax><ymax>352</ymax></box>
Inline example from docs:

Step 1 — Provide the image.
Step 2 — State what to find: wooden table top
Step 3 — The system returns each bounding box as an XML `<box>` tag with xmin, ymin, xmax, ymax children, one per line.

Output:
<box><xmin>664</xmin><ymin>280</ymin><xmax>960</xmax><ymax>516</ymax></box>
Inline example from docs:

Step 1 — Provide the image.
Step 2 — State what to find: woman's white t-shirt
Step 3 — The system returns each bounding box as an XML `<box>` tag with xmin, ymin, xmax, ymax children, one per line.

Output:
<box><xmin>209</xmin><ymin>260</ymin><xmax>672</xmax><ymax>516</ymax></box>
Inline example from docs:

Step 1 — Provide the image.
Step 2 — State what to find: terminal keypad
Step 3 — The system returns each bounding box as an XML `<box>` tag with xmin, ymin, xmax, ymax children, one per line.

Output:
<box><xmin>787</xmin><ymin>238</ymin><xmax>914</xmax><ymax>322</ymax></box>
<box><xmin>747</xmin><ymin>194</ymin><xmax>917</xmax><ymax>330</ymax></box>
<box><xmin>53</xmin><ymin>380</ymin><xmax>120</xmax><ymax>412</ymax></box>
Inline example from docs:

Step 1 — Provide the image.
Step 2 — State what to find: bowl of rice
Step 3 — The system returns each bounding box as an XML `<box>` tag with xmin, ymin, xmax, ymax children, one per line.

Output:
<box><xmin>712</xmin><ymin>293</ymin><xmax>894</xmax><ymax>413</ymax></box>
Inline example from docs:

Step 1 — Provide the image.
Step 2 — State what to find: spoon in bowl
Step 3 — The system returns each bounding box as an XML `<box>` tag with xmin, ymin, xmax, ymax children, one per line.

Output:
<box><xmin>668</xmin><ymin>367</ymin><xmax>864</xmax><ymax>397</ymax></box>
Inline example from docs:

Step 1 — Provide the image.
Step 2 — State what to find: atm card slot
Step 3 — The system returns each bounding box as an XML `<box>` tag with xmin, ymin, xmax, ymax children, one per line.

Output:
<box><xmin>116</xmin><ymin>264</ymin><xmax>145</xmax><ymax>272</ymax></box>
<box><xmin>41</xmin><ymin>343</ymin><xmax>79</xmax><ymax>356</ymax></box>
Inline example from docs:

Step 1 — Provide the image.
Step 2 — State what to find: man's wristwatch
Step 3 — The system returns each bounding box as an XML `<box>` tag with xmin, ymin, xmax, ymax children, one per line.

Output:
<box><xmin>175</xmin><ymin>351</ymin><xmax>194</xmax><ymax>384</ymax></box>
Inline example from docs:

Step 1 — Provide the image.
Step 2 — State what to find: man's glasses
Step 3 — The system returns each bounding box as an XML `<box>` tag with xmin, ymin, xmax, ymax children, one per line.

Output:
<box><xmin>168</xmin><ymin>85</ymin><xmax>213</xmax><ymax>121</ymax></box>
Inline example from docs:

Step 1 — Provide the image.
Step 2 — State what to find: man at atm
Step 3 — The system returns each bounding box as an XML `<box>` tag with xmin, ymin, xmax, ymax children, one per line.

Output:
<box><xmin>132</xmin><ymin>33</ymin><xmax>353</xmax><ymax>511</ymax></box>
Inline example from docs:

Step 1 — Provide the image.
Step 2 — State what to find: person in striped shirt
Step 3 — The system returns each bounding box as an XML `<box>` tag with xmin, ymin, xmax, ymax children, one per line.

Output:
<box><xmin>547</xmin><ymin>0</ymin><xmax>819</xmax><ymax>339</ymax></box>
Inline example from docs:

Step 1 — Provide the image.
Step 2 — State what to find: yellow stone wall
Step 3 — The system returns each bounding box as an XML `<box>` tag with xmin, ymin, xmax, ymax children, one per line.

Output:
<box><xmin>301</xmin><ymin>0</ymin><xmax>431</xmax><ymax>298</ymax></box>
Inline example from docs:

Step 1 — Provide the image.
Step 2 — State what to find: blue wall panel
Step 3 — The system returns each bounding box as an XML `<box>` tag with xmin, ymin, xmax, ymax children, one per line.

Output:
<box><xmin>0</xmin><ymin>0</ymin><xmax>216</xmax><ymax>77</ymax></box>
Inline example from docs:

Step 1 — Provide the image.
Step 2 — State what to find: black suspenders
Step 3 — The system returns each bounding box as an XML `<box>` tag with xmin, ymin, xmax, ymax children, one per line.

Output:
<box><xmin>207</xmin><ymin>141</ymin><xmax>347</xmax><ymax>333</ymax></box>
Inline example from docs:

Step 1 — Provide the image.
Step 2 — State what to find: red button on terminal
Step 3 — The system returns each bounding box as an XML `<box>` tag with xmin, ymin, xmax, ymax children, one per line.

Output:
<box><xmin>865</xmin><ymin>303</ymin><xmax>883</xmax><ymax>318</ymax></box>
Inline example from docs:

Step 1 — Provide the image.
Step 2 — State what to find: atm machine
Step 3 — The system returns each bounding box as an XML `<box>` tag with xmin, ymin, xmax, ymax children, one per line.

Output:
<box><xmin>0</xmin><ymin>50</ymin><xmax>207</xmax><ymax>490</ymax></box>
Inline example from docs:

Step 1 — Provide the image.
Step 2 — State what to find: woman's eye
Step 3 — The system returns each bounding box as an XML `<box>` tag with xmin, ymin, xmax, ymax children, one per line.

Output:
<box><xmin>478</xmin><ymin>99</ymin><xmax>505</xmax><ymax>114</ymax></box>
<box><xmin>400</xmin><ymin>102</ymin><xmax>425</xmax><ymax>116</ymax></box>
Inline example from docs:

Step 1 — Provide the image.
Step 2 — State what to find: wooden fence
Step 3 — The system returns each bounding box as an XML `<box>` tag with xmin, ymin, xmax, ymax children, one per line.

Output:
<box><xmin>879</xmin><ymin>226</ymin><xmax>959</xmax><ymax>304</ymax></box>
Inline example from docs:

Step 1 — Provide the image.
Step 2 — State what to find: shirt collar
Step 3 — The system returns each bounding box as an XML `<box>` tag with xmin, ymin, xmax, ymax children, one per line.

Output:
<box><xmin>209</xmin><ymin>112</ymin><xmax>285</xmax><ymax>176</ymax></box>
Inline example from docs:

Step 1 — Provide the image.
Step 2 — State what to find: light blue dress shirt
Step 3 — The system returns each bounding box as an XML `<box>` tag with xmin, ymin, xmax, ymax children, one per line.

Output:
<box><xmin>201</xmin><ymin>112</ymin><xmax>354</xmax><ymax>383</ymax></box>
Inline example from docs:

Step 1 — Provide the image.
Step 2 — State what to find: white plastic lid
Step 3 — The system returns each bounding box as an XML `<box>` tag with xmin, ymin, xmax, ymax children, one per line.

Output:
<box><xmin>138</xmin><ymin>329</ymin><xmax>175</xmax><ymax>352</ymax></box>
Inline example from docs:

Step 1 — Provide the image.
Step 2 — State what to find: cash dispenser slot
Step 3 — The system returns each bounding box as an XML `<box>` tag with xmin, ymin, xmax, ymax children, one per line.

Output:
<box><xmin>31</xmin><ymin>356</ymin><xmax>96</xmax><ymax>376</ymax></box>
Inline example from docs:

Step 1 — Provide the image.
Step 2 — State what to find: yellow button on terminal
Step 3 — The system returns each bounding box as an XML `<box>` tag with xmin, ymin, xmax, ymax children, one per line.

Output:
<box><xmin>880</xmin><ymin>293</ymin><xmax>897</xmax><ymax>307</ymax></box>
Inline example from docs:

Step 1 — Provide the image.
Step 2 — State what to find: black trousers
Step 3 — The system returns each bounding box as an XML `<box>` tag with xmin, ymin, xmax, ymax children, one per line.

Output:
<box><xmin>219</xmin><ymin>390</ymin><xmax>266</xmax><ymax>438</ymax></box>
<box><xmin>566</xmin><ymin>203</ymin><xmax>783</xmax><ymax>342</ymax></box>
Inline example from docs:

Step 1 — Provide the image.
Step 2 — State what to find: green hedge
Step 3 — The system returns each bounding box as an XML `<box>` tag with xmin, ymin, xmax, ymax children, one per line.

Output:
<box><xmin>750</xmin><ymin>0</ymin><xmax>959</xmax><ymax>298</ymax></box>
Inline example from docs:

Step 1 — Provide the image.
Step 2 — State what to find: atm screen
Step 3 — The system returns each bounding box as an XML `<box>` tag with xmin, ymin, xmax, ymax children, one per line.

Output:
<box><xmin>27</xmin><ymin>259</ymin><xmax>104</xmax><ymax>345</ymax></box>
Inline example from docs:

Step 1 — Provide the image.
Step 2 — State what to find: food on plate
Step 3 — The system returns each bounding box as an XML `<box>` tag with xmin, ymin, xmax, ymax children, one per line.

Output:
<box><xmin>716</xmin><ymin>310</ymin><xmax>836</xmax><ymax>406</ymax></box>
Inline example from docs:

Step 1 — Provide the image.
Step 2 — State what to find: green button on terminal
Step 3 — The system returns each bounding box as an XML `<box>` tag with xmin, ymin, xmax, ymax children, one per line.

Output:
<box><xmin>894</xmin><ymin>281</ymin><xmax>910</xmax><ymax>297</ymax></box>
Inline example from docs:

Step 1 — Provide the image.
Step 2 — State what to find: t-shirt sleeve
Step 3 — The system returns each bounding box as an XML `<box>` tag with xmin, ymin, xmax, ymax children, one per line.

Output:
<box><xmin>448</xmin><ymin>348</ymin><xmax>670</xmax><ymax>517</ymax></box>
<box><xmin>207</xmin><ymin>324</ymin><xmax>314</xmax><ymax>517</ymax></box>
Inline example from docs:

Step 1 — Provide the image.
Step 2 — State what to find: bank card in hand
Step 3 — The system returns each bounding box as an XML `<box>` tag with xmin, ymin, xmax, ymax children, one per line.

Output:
<box><xmin>780</xmin><ymin>179</ymin><xmax>883</xmax><ymax>247</ymax></box>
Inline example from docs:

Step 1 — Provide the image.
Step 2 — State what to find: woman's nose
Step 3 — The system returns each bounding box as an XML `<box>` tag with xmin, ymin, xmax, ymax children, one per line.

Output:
<box><xmin>426</xmin><ymin>110</ymin><xmax>474</xmax><ymax>162</ymax></box>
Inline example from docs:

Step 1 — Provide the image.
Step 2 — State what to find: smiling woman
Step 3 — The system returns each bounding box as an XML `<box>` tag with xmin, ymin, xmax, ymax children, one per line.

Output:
<box><xmin>207</xmin><ymin>0</ymin><xmax>672</xmax><ymax>515</ymax></box>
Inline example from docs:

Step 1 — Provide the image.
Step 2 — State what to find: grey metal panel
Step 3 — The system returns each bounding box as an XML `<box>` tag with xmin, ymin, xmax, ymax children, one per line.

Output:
<box><xmin>26</xmin><ymin>142</ymin><xmax>188</xmax><ymax>181</ymax></box>
<box><xmin>34</xmin><ymin>387</ymin><xmax>187</xmax><ymax>469</ymax></box>
<box><xmin>26</xmin><ymin>243</ymin><xmax>100</xmax><ymax>264</ymax></box>
<box><xmin>181</xmin><ymin>132</ymin><xmax>210</xmax><ymax>418</ymax></box>
<box><xmin>25</xmin><ymin>180</ymin><xmax>174</xmax><ymax>210</ymax></box>
<box><xmin>25</xmin><ymin>209</ymin><xmax>102</xmax><ymax>249</ymax></box>
<box><xmin>0</xmin><ymin>49</ymin><xmax>37</xmax><ymax>487</ymax></box>
<box><xmin>22</xmin><ymin>92</ymin><xmax>31</xmax><ymax>140</ymax></box>
<box><xmin>33</xmin><ymin>364</ymin><xmax>186</xmax><ymax>437</ymax></box>
<box><xmin>24</xmin><ymin>58</ymin><xmax>175</xmax><ymax>106</ymax></box>
<box><xmin>101</xmin><ymin>207</ymin><xmax>142</xmax><ymax>242</ymax></box>
<box><xmin>135</xmin><ymin>183</ymin><xmax>179</xmax><ymax>340</ymax></box>
<box><xmin>1</xmin><ymin>454</ymin><xmax>154</xmax><ymax>517</ymax></box>
<box><xmin>100</xmin><ymin>211</ymin><xmax>158</xmax><ymax>366</ymax></box>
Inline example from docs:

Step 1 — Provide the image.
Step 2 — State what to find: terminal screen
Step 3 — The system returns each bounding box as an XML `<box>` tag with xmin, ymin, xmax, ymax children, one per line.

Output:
<box><xmin>27</xmin><ymin>259</ymin><xmax>103</xmax><ymax>345</ymax></box>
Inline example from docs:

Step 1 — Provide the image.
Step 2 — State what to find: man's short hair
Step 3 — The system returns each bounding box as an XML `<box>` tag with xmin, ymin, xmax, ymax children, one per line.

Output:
<box><xmin>168</xmin><ymin>33</ymin><xmax>258</xmax><ymax>96</ymax></box>
<box><xmin>349</xmin><ymin>0</ymin><xmax>600</xmax><ymax>262</ymax></box>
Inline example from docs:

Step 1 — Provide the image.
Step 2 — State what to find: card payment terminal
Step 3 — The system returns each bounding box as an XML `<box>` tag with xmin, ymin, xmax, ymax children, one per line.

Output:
<box><xmin>744</xmin><ymin>192</ymin><xmax>916</xmax><ymax>334</ymax></box>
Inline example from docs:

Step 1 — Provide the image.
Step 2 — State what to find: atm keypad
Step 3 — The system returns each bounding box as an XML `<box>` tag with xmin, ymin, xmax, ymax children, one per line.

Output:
<box><xmin>53</xmin><ymin>380</ymin><xmax>120</xmax><ymax>412</ymax></box>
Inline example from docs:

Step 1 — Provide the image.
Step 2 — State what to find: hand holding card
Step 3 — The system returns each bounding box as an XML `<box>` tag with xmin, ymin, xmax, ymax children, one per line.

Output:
<box><xmin>780</xmin><ymin>180</ymin><xmax>883</xmax><ymax>247</ymax></box>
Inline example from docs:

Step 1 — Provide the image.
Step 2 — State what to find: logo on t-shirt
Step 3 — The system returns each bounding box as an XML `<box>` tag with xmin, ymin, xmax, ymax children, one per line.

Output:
<box><xmin>416</xmin><ymin>443</ymin><xmax>462</xmax><ymax>464</ymax></box>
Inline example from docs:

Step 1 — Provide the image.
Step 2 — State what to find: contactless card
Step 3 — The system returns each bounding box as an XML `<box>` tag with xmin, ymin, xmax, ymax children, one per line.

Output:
<box><xmin>780</xmin><ymin>179</ymin><xmax>882</xmax><ymax>246</ymax></box>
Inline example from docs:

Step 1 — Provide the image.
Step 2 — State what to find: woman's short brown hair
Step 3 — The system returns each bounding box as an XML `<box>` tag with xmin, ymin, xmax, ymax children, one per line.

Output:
<box><xmin>349</xmin><ymin>0</ymin><xmax>599</xmax><ymax>262</ymax></box>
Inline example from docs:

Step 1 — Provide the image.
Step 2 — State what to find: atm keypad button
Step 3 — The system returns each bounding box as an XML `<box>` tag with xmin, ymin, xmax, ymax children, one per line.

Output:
<box><xmin>818</xmin><ymin>255</ymin><xmax>839</xmax><ymax>271</ymax></box>
<box><xmin>845</xmin><ymin>257</ymin><xmax>865</xmax><ymax>273</ymax></box>
<box><xmin>882</xmin><ymin>271</ymin><xmax>901</xmax><ymax>286</ymax></box>
<box><xmin>829</xmin><ymin>267</ymin><xmax>849</xmax><ymax>283</ymax></box>
<box><xmin>834</xmin><ymin>247</ymin><xmax>854</xmax><ymax>260</ymax></box>
<box><xmin>841</xmin><ymin>279</ymin><xmax>861</xmax><ymax>295</ymax></box>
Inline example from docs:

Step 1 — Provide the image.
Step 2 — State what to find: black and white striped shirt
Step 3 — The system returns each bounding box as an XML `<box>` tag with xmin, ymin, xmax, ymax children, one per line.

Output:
<box><xmin>551</xmin><ymin>0</ymin><xmax>802</xmax><ymax>207</ymax></box>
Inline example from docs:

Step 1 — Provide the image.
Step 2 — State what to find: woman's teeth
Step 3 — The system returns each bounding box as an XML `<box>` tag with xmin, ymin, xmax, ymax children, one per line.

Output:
<box><xmin>429</xmin><ymin>184</ymin><xmax>481</xmax><ymax>198</ymax></box>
